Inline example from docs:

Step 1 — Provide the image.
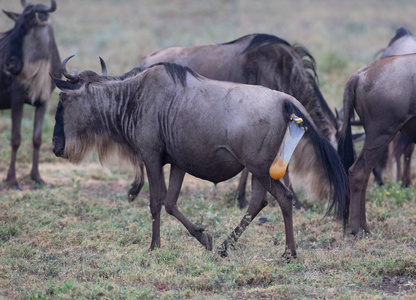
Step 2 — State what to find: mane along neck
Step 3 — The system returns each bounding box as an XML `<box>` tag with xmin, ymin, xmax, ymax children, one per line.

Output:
<box><xmin>79</xmin><ymin>80</ymin><xmax>143</xmax><ymax>169</ymax></box>
<box><xmin>278</xmin><ymin>45</ymin><xmax>338</xmax><ymax>146</ymax></box>
<box><xmin>292</xmin><ymin>75</ymin><xmax>338</xmax><ymax>147</ymax></box>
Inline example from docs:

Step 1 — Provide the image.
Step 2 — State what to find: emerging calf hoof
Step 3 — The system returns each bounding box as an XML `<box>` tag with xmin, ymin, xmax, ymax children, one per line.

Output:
<box><xmin>201</xmin><ymin>233</ymin><xmax>213</xmax><ymax>251</ymax></box>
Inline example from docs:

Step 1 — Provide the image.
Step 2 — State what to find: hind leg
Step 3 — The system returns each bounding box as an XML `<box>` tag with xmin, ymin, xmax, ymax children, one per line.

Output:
<box><xmin>218</xmin><ymin>175</ymin><xmax>268</xmax><ymax>257</ymax></box>
<box><xmin>349</xmin><ymin>144</ymin><xmax>389</xmax><ymax>236</ymax></box>
<box><xmin>283</xmin><ymin>168</ymin><xmax>303</xmax><ymax>210</ymax></box>
<box><xmin>372</xmin><ymin>147</ymin><xmax>388</xmax><ymax>186</ymax></box>
<box><xmin>255</xmin><ymin>175</ymin><xmax>296</xmax><ymax>258</ymax></box>
<box><xmin>401</xmin><ymin>143</ymin><xmax>414</xmax><ymax>187</ymax></box>
<box><xmin>235</xmin><ymin>168</ymin><xmax>249</xmax><ymax>209</ymax></box>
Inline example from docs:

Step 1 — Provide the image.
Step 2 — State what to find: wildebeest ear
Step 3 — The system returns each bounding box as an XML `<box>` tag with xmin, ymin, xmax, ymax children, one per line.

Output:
<box><xmin>50</xmin><ymin>74</ymin><xmax>78</xmax><ymax>91</ymax></box>
<box><xmin>2</xmin><ymin>10</ymin><xmax>20</xmax><ymax>21</ymax></box>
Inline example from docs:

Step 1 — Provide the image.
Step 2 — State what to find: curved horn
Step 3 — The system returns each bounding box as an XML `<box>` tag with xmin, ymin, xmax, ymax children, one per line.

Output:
<box><xmin>47</xmin><ymin>0</ymin><xmax>57</xmax><ymax>13</ymax></box>
<box><xmin>35</xmin><ymin>0</ymin><xmax>57</xmax><ymax>13</ymax></box>
<box><xmin>21</xmin><ymin>0</ymin><xmax>27</xmax><ymax>8</ymax></box>
<box><xmin>61</xmin><ymin>55</ymin><xmax>78</xmax><ymax>83</ymax></box>
<box><xmin>99</xmin><ymin>57</ymin><xmax>107</xmax><ymax>76</ymax></box>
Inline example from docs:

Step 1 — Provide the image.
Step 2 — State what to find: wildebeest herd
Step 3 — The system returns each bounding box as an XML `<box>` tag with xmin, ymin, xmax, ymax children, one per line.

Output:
<box><xmin>1</xmin><ymin>1</ymin><xmax>415</xmax><ymax>258</ymax></box>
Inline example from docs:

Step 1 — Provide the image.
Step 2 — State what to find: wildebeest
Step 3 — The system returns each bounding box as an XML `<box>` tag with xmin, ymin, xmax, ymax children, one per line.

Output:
<box><xmin>373</xmin><ymin>27</ymin><xmax>416</xmax><ymax>187</ymax></box>
<box><xmin>136</xmin><ymin>33</ymin><xmax>339</xmax><ymax>208</ymax></box>
<box><xmin>338</xmin><ymin>53</ymin><xmax>416</xmax><ymax>236</ymax></box>
<box><xmin>0</xmin><ymin>0</ymin><xmax>60</xmax><ymax>189</ymax></box>
<box><xmin>52</xmin><ymin>56</ymin><xmax>349</xmax><ymax>257</ymax></box>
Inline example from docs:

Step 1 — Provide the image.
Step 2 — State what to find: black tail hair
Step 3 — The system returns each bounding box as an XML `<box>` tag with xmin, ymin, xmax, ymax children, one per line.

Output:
<box><xmin>337</xmin><ymin>78</ymin><xmax>357</xmax><ymax>174</ymax></box>
<box><xmin>284</xmin><ymin>101</ymin><xmax>350</xmax><ymax>231</ymax></box>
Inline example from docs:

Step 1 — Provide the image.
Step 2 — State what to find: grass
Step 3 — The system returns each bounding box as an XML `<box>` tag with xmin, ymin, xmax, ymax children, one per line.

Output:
<box><xmin>1</xmin><ymin>0</ymin><xmax>416</xmax><ymax>298</ymax></box>
<box><xmin>1</xmin><ymin>178</ymin><xmax>415</xmax><ymax>299</ymax></box>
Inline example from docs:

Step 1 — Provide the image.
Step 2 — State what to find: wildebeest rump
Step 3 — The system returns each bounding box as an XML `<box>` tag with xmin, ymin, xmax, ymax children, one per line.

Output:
<box><xmin>372</xmin><ymin>27</ymin><xmax>416</xmax><ymax>187</ymax></box>
<box><xmin>137</xmin><ymin>33</ymin><xmax>339</xmax><ymax>208</ymax></box>
<box><xmin>338</xmin><ymin>53</ymin><xmax>416</xmax><ymax>236</ymax></box>
<box><xmin>0</xmin><ymin>0</ymin><xmax>60</xmax><ymax>189</ymax></box>
<box><xmin>52</xmin><ymin>57</ymin><xmax>349</xmax><ymax>257</ymax></box>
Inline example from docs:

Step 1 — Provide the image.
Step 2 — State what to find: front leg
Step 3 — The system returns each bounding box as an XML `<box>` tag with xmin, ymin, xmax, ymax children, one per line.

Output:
<box><xmin>145</xmin><ymin>161</ymin><xmax>167</xmax><ymax>251</ymax></box>
<box><xmin>164</xmin><ymin>165</ymin><xmax>213</xmax><ymax>250</ymax></box>
<box><xmin>6</xmin><ymin>100</ymin><xmax>24</xmax><ymax>189</ymax></box>
<box><xmin>31</xmin><ymin>102</ymin><xmax>47</xmax><ymax>186</ymax></box>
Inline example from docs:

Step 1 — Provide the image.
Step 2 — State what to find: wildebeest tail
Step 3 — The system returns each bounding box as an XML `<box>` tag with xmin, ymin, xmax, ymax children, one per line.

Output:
<box><xmin>337</xmin><ymin>76</ymin><xmax>357</xmax><ymax>173</ymax></box>
<box><xmin>284</xmin><ymin>101</ymin><xmax>350</xmax><ymax>230</ymax></box>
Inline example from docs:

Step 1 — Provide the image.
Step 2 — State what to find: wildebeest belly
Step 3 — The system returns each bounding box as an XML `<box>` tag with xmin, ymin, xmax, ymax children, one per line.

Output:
<box><xmin>166</xmin><ymin>146</ymin><xmax>245</xmax><ymax>183</ymax></box>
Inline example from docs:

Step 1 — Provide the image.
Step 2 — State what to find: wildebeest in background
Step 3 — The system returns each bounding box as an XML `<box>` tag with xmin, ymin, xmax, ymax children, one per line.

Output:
<box><xmin>137</xmin><ymin>33</ymin><xmax>339</xmax><ymax>209</ymax></box>
<box><xmin>52</xmin><ymin>56</ymin><xmax>349</xmax><ymax>257</ymax></box>
<box><xmin>0</xmin><ymin>0</ymin><xmax>60</xmax><ymax>189</ymax></box>
<box><xmin>371</xmin><ymin>26</ymin><xmax>416</xmax><ymax>187</ymax></box>
<box><xmin>338</xmin><ymin>53</ymin><xmax>416</xmax><ymax>236</ymax></box>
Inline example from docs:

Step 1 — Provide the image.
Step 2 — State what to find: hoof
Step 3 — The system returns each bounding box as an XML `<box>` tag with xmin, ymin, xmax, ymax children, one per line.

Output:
<box><xmin>6</xmin><ymin>177</ymin><xmax>20</xmax><ymax>190</ymax></box>
<box><xmin>255</xmin><ymin>216</ymin><xmax>269</xmax><ymax>225</ymax></box>
<box><xmin>8</xmin><ymin>184</ymin><xmax>21</xmax><ymax>191</ymax></box>
<box><xmin>216</xmin><ymin>241</ymin><xmax>229</xmax><ymax>258</ymax></box>
<box><xmin>293</xmin><ymin>198</ymin><xmax>306</xmax><ymax>211</ymax></box>
<box><xmin>31</xmin><ymin>174</ymin><xmax>45</xmax><ymax>187</ymax></box>
<box><xmin>128</xmin><ymin>192</ymin><xmax>138</xmax><ymax>202</ymax></box>
<box><xmin>33</xmin><ymin>181</ymin><xmax>46</xmax><ymax>188</ymax></box>
<box><xmin>281</xmin><ymin>247</ymin><xmax>297</xmax><ymax>260</ymax></box>
<box><xmin>201</xmin><ymin>233</ymin><xmax>213</xmax><ymax>251</ymax></box>
<box><xmin>349</xmin><ymin>227</ymin><xmax>371</xmax><ymax>238</ymax></box>
<box><xmin>128</xmin><ymin>186</ymin><xmax>141</xmax><ymax>202</ymax></box>
<box><xmin>238</xmin><ymin>198</ymin><xmax>248</xmax><ymax>209</ymax></box>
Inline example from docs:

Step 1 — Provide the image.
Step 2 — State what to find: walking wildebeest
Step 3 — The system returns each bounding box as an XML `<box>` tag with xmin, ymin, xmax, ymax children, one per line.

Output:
<box><xmin>338</xmin><ymin>53</ymin><xmax>416</xmax><ymax>236</ymax></box>
<box><xmin>0</xmin><ymin>0</ymin><xmax>60</xmax><ymax>189</ymax></box>
<box><xmin>52</xmin><ymin>56</ymin><xmax>349</xmax><ymax>257</ymax></box>
<box><xmin>372</xmin><ymin>26</ymin><xmax>416</xmax><ymax>187</ymax></box>
<box><xmin>134</xmin><ymin>33</ymin><xmax>339</xmax><ymax>209</ymax></box>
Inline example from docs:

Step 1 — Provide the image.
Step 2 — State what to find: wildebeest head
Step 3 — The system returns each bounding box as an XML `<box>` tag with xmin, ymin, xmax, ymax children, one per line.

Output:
<box><xmin>3</xmin><ymin>0</ymin><xmax>57</xmax><ymax>76</ymax></box>
<box><xmin>52</xmin><ymin>55</ymin><xmax>108</xmax><ymax>161</ymax></box>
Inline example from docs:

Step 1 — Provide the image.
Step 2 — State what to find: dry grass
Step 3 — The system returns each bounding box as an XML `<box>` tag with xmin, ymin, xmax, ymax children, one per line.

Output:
<box><xmin>1</xmin><ymin>0</ymin><xmax>416</xmax><ymax>299</ymax></box>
